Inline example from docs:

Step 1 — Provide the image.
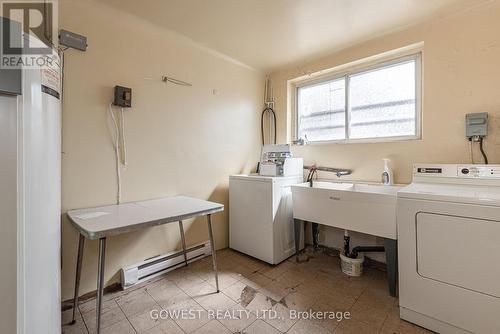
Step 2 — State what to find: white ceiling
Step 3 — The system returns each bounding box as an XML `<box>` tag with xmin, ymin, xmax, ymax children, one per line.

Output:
<box><xmin>101</xmin><ymin>0</ymin><xmax>487</xmax><ymax>72</ymax></box>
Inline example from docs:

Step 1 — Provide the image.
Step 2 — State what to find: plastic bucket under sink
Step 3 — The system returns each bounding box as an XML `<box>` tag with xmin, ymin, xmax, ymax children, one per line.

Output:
<box><xmin>340</xmin><ymin>253</ymin><xmax>365</xmax><ymax>277</ymax></box>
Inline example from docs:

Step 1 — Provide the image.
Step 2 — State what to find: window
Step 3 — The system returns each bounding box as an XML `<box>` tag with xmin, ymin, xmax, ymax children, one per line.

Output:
<box><xmin>296</xmin><ymin>54</ymin><xmax>421</xmax><ymax>143</ymax></box>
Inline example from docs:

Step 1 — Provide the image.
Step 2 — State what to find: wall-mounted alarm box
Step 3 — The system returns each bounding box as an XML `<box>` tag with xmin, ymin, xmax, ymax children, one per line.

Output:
<box><xmin>113</xmin><ymin>86</ymin><xmax>132</xmax><ymax>108</ymax></box>
<box><xmin>466</xmin><ymin>112</ymin><xmax>488</xmax><ymax>139</ymax></box>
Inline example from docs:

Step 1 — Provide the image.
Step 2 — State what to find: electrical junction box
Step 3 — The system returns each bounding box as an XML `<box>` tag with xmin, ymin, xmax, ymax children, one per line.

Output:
<box><xmin>59</xmin><ymin>29</ymin><xmax>87</xmax><ymax>51</ymax></box>
<box><xmin>113</xmin><ymin>86</ymin><xmax>132</xmax><ymax>108</ymax></box>
<box><xmin>466</xmin><ymin>112</ymin><xmax>488</xmax><ymax>139</ymax></box>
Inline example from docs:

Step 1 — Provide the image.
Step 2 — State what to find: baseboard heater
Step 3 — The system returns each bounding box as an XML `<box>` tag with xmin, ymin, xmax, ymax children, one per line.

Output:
<box><xmin>120</xmin><ymin>240</ymin><xmax>211</xmax><ymax>289</ymax></box>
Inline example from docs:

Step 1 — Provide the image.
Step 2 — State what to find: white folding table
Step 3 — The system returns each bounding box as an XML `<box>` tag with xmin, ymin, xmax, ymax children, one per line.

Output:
<box><xmin>67</xmin><ymin>196</ymin><xmax>224</xmax><ymax>334</ymax></box>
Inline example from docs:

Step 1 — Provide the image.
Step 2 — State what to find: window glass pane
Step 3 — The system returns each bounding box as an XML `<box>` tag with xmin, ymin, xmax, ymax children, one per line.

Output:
<box><xmin>297</xmin><ymin>78</ymin><xmax>345</xmax><ymax>142</ymax></box>
<box><xmin>349</xmin><ymin>60</ymin><xmax>416</xmax><ymax>139</ymax></box>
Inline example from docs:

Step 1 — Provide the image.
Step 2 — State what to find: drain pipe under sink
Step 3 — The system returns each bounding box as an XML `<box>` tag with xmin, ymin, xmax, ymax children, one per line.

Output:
<box><xmin>350</xmin><ymin>245</ymin><xmax>385</xmax><ymax>258</ymax></box>
<box><xmin>343</xmin><ymin>229</ymin><xmax>385</xmax><ymax>258</ymax></box>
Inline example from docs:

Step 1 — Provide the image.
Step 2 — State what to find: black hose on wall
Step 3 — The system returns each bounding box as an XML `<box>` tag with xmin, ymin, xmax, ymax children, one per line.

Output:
<box><xmin>479</xmin><ymin>137</ymin><xmax>489</xmax><ymax>164</ymax></box>
<box><xmin>261</xmin><ymin>107</ymin><xmax>277</xmax><ymax>146</ymax></box>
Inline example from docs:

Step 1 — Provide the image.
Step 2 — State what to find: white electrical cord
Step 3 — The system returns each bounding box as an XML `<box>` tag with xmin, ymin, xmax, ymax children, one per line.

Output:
<box><xmin>120</xmin><ymin>108</ymin><xmax>128</xmax><ymax>166</ymax></box>
<box><xmin>470</xmin><ymin>140</ymin><xmax>474</xmax><ymax>164</ymax></box>
<box><xmin>108</xmin><ymin>103</ymin><xmax>122</xmax><ymax>204</ymax></box>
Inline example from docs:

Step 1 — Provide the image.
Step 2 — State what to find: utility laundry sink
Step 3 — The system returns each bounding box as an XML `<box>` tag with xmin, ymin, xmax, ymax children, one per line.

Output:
<box><xmin>291</xmin><ymin>181</ymin><xmax>403</xmax><ymax>239</ymax></box>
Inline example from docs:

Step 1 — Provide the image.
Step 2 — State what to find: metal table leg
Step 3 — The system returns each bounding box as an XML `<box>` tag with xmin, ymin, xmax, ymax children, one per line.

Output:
<box><xmin>71</xmin><ymin>234</ymin><xmax>85</xmax><ymax>324</ymax></box>
<box><xmin>384</xmin><ymin>238</ymin><xmax>398</xmax><ymax>297</ymax></box>
<box><xmin>206</xmin><ymin>214</ymin><xmax>219</xmax><ymax>293</ymax></box>
<box><xmin>96</xmin><ymin>238</ymin><xmax>106</xmax><ymax>334</ymax></box>
<box><xmin>178</xmin><ymin>220</ymin><xmax>188</xmax><ymax>266</ymax></box>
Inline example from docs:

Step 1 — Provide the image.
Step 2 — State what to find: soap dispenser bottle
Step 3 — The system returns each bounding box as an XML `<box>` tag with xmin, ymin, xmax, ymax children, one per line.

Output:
<box><xmin>382</xmin><ymin>159</ymin><xmax>394</xmax><ymax>185</ymax></box>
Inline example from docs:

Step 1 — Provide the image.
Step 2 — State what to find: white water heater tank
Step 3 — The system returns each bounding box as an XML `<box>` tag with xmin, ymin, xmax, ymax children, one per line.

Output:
<box><xmin>0</xmin><ymin>33</ymin><xmax>62</xmax><ymax>333</ymax></box>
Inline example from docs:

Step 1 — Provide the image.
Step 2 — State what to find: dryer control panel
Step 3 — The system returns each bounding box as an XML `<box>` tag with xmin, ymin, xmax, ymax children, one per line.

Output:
<box><xmin>414</xmin><ymin>164</ymin><xmax>500</xmax><ymax>179</ymax></box>
<box><xmin>458</xmin><ymin>165</ymin><xmax>500</xmax><ymax>178</ymax></box>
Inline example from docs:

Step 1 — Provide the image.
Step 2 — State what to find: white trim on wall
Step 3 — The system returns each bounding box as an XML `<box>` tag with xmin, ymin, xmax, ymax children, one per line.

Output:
<box><xmin>16</xmin><ymin>94</ymin><xmax>25</xmax><ymax>334</ymax></box>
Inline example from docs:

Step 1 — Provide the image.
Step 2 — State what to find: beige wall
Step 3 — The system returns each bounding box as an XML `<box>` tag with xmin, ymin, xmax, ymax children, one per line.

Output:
<box><xmin>269</xmin><ymin>1</ymin><xmax>500</xmax><ymax>252</ymax></box>
<box><xmin>60</xmin><ymin>0</ymin><xmax>263</xmax><ymax>300</ymax></box>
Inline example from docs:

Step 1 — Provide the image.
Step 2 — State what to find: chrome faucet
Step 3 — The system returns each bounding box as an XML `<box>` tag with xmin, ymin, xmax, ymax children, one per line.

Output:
<box><xmin>303</xmin><ymin>166</ymin><xmax>352</xmax><ymax>178</ymax></box>
<box><xmin>335</xmin><ymin>170</ymin><xmax>351</xmax><ymax>178</ymax></box>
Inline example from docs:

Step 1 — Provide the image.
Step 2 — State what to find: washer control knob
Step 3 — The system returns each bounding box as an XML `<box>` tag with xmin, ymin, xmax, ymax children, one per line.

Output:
<box><xmin>461</xmin><ymin>168</ymin><xmax>470</xmax><ymax>175</ymax></box>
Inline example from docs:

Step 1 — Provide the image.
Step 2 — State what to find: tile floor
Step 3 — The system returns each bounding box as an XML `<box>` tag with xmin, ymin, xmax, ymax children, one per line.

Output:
<box><xmin>62</xmin><ymin>248</ymin><xmax>432</xmax><ymax>334</ymax></box>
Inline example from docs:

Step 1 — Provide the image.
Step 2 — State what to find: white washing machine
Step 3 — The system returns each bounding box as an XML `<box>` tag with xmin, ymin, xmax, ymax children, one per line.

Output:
<box><xmin>229</xmin><ymin>174</ymin><xmax>304</xmax><ymax>264</ymax></box>
<box><xmin>397</xmin><ymin>164</ymin><xmax>500</xmax><ymax>334</ymax></box>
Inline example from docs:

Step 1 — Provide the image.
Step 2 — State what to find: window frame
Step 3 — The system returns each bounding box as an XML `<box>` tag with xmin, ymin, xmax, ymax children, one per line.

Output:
<box><xmin>294</xmin><ymin>52</ymin><xmax>422</xmax><ymax>144</ymax></box>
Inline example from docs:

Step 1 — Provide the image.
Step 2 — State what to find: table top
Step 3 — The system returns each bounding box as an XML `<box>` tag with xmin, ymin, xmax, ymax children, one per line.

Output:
<box><xmin>67</xmin><ymin>196</ymin><xmax>224</xmax><ymax>239</ymax></box>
